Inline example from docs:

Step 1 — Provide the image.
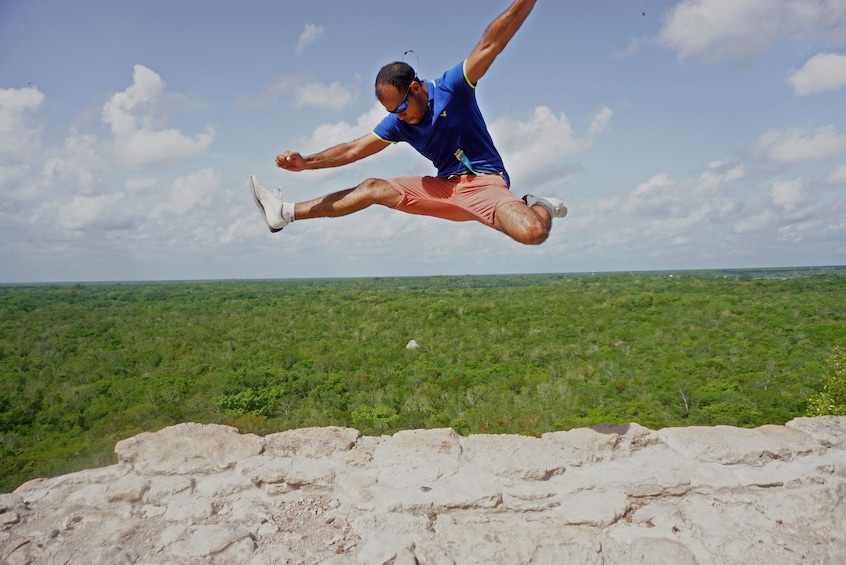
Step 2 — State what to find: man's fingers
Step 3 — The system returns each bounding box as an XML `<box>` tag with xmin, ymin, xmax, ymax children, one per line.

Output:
<box><xmin>276</xmin><ymin>152</ymin><xmax>303</xmax><ymax>170</ymax></box>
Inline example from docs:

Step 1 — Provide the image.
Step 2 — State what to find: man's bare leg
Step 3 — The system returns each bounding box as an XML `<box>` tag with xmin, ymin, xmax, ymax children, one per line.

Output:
<box><xmin>252</xmin><ymin>174</ymin><xmax>565</xmax><ymax>244</ymax></box>
<box><xmin>250</xmin><ymin>176</ymin><xmax>401</xmax><ymax>232</ymax></box>
<box><xmin>295</xmin><ymin>178</ymin><xmax>401</xmax><ymax>219</ymax></box>
<box><xmin>494</xmin><ymin>201</ymin><xmax>552</xmax><ymax>245</ymax></box>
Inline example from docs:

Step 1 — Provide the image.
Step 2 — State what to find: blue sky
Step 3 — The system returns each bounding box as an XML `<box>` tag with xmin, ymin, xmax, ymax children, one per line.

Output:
<box><xmin>1</xmin><ymin>0</ymin><xmax>845</xmax><ymax>283</ymax></box>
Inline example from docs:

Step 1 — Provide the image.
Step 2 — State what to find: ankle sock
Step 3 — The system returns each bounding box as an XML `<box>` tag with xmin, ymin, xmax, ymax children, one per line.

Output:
<box><xmin>282</xmin><ymin>202</ymin><xmax>295</xmax><ymax>223</ymax></box>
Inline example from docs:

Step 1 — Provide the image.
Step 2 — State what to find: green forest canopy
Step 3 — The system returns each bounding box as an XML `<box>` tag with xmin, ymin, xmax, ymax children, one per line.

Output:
<box><xmin>1</xmin><ymin>267</ymin><xmax>844</xmax><ymax>492</ymax></box>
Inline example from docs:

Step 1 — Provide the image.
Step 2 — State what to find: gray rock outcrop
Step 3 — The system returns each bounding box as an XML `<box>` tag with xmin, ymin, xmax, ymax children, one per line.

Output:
<box><xmin>2</xmin><ymin>417</ymin><xmax>845</xmax><ymax>564</ymax></box>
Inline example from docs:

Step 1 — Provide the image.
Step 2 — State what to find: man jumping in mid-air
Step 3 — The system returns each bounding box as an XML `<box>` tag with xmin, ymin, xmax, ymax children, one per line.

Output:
<box><xmin>250</xmin><ymin>0</ymin><xmax>566</xmax><ymax>245</ymax></box>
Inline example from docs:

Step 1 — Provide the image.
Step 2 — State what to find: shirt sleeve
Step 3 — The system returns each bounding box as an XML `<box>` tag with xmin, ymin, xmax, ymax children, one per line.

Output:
<box><xmin>444</xmin><ymin>60</ymin><xmax>475</xmax><ymax>92</ymax></box>
<box><xmin>373</xmin><ymin>114</ymin><xmax>400</xmax><ymax>144</ymax></box>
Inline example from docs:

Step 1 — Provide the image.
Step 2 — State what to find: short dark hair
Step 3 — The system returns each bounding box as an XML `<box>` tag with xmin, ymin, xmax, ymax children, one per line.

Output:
<box><xmin>375</xmin><ymin>61</ymin><xmax>416</xmax><ymax>95</ymax></box>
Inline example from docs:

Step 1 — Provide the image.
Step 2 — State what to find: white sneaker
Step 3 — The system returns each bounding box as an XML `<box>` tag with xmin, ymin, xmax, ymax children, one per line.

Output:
<box><xmin>250</xmin><ymin>175</ymin><xmax>288</xmax><ymax>233</ymax></box>
<box><xmin>524</xmin><ymin>194</ymin><xmax>568</xmax><ymax>218</ymax></box>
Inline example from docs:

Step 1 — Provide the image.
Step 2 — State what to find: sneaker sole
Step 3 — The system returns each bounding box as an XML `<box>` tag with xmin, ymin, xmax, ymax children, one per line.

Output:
<box><xmin>250</xmin><ymin>176</ymin><xmax>283</xmax><ymax>233</ymax></box>
<box><xmin>544</xmin><ymin>197</ymin><xmax>567</xmax><ymax>218</ymax></box>
<box><xmin>525</xmin><ymin>195</ymin><xmax>568</xmax><ymax>219</ymax></box>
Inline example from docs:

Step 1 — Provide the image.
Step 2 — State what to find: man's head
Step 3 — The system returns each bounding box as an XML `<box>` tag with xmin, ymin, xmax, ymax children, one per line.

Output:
<box><xmin>375</xmin><ymin>62</ymin><xmax>427</xmax><ymax>124</ymax></box>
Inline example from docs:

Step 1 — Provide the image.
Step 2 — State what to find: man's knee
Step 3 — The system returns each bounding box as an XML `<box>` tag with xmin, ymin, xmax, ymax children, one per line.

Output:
<box><xmin>512</xmin><ymin>222</ymin><xmax>550</xmax><ymax>245</ymax></box>
<box><xmin>358</xmin><ymin>178</ymin><xmax>401</xmax><ymax>207</ymax></box>
<box><xmin>495</xmin><ymin>202</ymin><xmax>551</xmax><ymax>245</ymax></box>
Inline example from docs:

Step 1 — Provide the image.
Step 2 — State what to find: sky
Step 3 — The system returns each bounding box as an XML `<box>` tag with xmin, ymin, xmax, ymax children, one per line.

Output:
<box><xmin>1</xmin><ymin>0</ymin><xmax>845</xmax><ymax>283</ymax></box>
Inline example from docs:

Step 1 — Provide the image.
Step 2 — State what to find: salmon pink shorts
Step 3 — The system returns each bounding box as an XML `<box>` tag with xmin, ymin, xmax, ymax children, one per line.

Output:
<box><xmin>387</xmin><ymin>174</ymin><xmax>522</xmax><ymax>227</ymax></box>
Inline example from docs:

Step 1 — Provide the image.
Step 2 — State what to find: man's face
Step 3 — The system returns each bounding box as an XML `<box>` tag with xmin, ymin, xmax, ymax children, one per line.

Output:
<box><xmin>379</xmin><ymin>81</ymin><xmax>427</xmax><ymax>125</ymax></box>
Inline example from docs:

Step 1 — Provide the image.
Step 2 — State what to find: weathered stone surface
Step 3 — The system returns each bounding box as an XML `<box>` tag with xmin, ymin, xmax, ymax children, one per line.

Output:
<box><xmin>2</xmin><ymin>417</ymin><xmax>845</xmax><ymax>564</ymax></box>
<box><xmin>115</xmin><ymin>422</ymin><xmax>264</xmax><ymax>475</ymax></box>
<box><xmin>656</xmin><ymin>423</ymin><xmax>821</xmax><ymax>466</ymax></box>
<box><xmin>373</xmin><ymin>428</ymin><xmax>463</xmax><ymax>489</ymax></box>
<box><xmin>786</xmin><ymin>415</ymin><xmax>846</xmax><ymax>447</ymax></box>
<box><xmin>264</xmin><ymin>426</ymin><xmax>361</xmax><ymax>458</ymax></box>
<box><xmin>463</xmin><ymin>433</ymin><xmax>566</xmax><ymax>480</ymax></box>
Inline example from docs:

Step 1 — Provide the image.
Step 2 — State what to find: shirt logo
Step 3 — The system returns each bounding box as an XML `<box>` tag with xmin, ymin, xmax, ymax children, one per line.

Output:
<box><xmin>440</xmin><ymin>111</ymin><xmax>448</xmax><ymax>118</ymax></box>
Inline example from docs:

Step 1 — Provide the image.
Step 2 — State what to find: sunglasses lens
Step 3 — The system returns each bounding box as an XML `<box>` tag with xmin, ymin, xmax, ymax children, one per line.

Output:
<box><xmin>390</xmin><ymin>81</ymin><xmax>415</xmax><ymax>113</ymax></box>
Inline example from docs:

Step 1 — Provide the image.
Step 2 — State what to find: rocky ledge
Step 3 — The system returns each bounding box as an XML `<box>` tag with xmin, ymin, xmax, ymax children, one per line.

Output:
<box><xmin>2</xmin><ymin>417</ymin><xmax>845</xmax><ymax>564</ymax></box>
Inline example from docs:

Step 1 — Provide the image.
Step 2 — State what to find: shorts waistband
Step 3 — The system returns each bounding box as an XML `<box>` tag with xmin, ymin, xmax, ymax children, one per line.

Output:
<box><xmin>445</xmin><ymin>171</ymin><xmax>502</xmax><ymax>179</ymax></box>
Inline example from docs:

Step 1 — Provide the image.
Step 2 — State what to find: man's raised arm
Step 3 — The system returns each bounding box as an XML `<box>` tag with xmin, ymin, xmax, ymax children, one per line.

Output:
<box><xmin>276</xmin><ymin>133</ymin><xmax>389</xmax><ymax>172</ymax></box>
<box><xmin>464</xmin><ymin>0</ymin><xmax>537</xmax><ymax>86</ymax></box>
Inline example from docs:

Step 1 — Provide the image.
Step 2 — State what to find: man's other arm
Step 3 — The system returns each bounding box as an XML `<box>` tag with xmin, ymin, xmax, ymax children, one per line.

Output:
<box><xmin>276</xmin><ymin>133</ymin><xmax>389</xmax><ymax>172</ymax></box>
<box><xmin>464</xmin><ymin>0</ymin><xmax>537</xmax><ymax>86</ymax></box>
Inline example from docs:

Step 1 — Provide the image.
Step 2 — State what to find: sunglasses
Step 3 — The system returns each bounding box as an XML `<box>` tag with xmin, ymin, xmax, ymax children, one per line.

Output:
<box><xmin>389</xmin><ymin>79</ymin><xmax>417</xmax><ymax>114</ymax></box>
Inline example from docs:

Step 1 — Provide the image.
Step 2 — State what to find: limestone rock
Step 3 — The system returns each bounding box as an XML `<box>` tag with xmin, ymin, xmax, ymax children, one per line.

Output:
<box><xmin>264</xmin><ymin>426</ymin><xmax>361</xmax><ymax>459</ymax></box>
<box><xmin>2</xmin><ymin>418</ymin><xmax>845</xmax><ymax>565</ymax></box>
<box><xmin>115</xmin><ymin>422</ymin><xmax>264</xmax><ymax>475</ymax></box>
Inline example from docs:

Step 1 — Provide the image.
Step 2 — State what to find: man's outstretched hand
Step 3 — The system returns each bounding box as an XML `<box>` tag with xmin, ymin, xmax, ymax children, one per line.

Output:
<box><xmin>276</xmin><ymin>151</ymin><xmax>306</xmax><ymax>171</ymax></box>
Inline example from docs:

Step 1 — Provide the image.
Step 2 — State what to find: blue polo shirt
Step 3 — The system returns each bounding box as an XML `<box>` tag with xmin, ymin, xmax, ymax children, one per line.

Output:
<box><xmin>373</xmin><ymin>60</ymin><xmax>510</xmax><ymax>187</ymax></box>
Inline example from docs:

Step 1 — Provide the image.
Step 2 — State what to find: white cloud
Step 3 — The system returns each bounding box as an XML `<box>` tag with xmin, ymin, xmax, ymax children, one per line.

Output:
<box><xmin>621</xmin><ymin>173</ymin><xmax>673</xmax><ymax>214</ymax></box>
<box><xmin>102</xmin><ymin>66</ymin><xmax>158</xmax><ymax>135</ymax></box>
<box><xmin>150</xmin><ymin>168</ymin><xmax>219</xmax><ymax>218</ymax></box>
<box><xmin>649</xmin><ymin>204</ymin><xmax>712</xmax><ymax>240</ymax></box>
<box><xmin>125</xmin><ymin>178</ymin><xmax>157</xmax><ymax>193</ymax></box>
<box><xmin>734</xmin><ymin>210</ymin><xmax>774</xmax><ymax>234</ymax></box>
<box><xmin>587</xmin><ymin>107</ymin><xmax>613</xmax><ymax>137</ymax></box>
<box><xmin>574</xmin><ymin>159</ymin><xmax>829</xmax><ymax>267</ymax></box>
<box><xmin>238</xmin><ymin>75</ymin><xmax>361</xmax><ymax>111</ymax></box>
<box><xmin>58</xmin><ymin>193</ymin><xmax>127</xmax><ymax>231</ymax></box>
<box><xmin>581</xmin><ymin>155</ymin><xmax>846</xmax><ymax>266</ymax></box>
<box><xmin>102</xmin><ymin>65</ymin><xmax>215</xmax><ymax>170</ymax></box>
<box><xmin>0</xmin><ymin>87</ymin><xmax>45</xmax><ymax>157</ymax></box>
<box><xmin>0</xmin><ymin>65</ymin><xmax>266</xmax><ymax>281</ymax></box>
<box><xmin>491</xmin><ymin>106</ymin><xmax>612</xmax><ymax>187</ymax></box>
<box><xmin>42</xmin><ymin>133</ymin><xmax>107</xmax><ymax>195</ymax></box>
<box><xmin>825</xmin><ymin>164</ymin><xmax>846</xmax><ymax>184</ymax></box>
<box><xmin>657</xmin><ymin>0</ymin><xmax>846</xmax><ymax>64</ymax></box>
<box><xmin>771</xmin><ymin>179</ymin><xmax>804</xmax><ymax>210</ymax></box>
<box><xmin>291</xmin><ymin>79</ymin><xmax>359</xmax><ymax>110</ymax></box>
<box><xmin>297</xmin><ymin>23</ymin><xmax>325</xmax><ymax>54</ymax></box>
<box><xmin>754</xmin><ymin>126</ymin><xmax>846</xmax><ymax>164</ymax></box>
<box><xmin>572</xmin><ymin>160</ymin><xmax>769</xmax><ymax>259</ymax></box>
<box><xmin>298</xmin><ymin>103</ymin><xmax>386</xmax><ymax>153</ymax></box>
<box><xmin>596</xmin><ymin>195</ymin><xmax>622</xmax><ymax>213</ymax></box>
<box><xmin>786</xmin><ymin>52</ymin><xmax>846</xmax><ymax>96</ymax></box>
<box><xmin>621</xmin><ymin>162</ymin><xmax>745</xmax><ymax>216</ymax></box>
